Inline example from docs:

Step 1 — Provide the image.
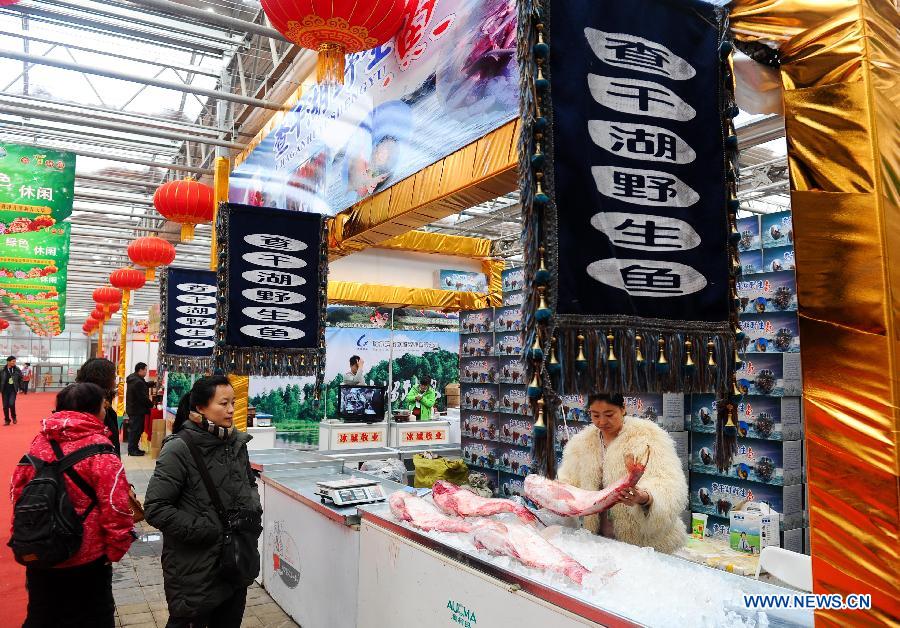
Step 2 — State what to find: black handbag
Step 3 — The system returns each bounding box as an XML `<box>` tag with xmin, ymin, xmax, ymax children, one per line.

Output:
<box><xmin>180</xmin><ymin>431</ymin><xmax>260</xmax><ymax>585</ymax></box>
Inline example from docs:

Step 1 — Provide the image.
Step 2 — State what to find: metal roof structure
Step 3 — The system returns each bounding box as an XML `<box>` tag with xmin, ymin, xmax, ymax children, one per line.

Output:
<box><xmin>0</xmin><ymin>0</ymin><xmax>791</xmax><ymax>331</ymax></box>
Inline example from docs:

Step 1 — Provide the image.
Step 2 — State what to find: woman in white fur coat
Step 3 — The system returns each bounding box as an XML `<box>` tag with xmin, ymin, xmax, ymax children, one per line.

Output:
<box><xmin>557</xmin><ymin>392</ymin><xmax>688</xmax><ymax>554</ymax></box>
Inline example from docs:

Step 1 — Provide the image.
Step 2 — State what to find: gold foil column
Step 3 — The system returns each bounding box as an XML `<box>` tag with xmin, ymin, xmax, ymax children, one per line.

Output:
<box><xmin>732</xmin><ymin>1</ymin><xmax>900</xmax><ymax>624</ymax></box>
<box><xmin>228</xmin><ymin>374</ymin><xmax>249</xmax><ymax>432</ymax></box>
<box><xmin>210</xmin><ymin>156</ymin><xmax>230</xmax><ymax>271</ymax></box>
<box><xmin>481</xmin><ymin>259</ymin><xmax>504</xmax><ymax>307</ymax></box>
<box><xmin>117</xmin><ymin>290</ymin><xmax>130</xmax><ymax>416</ymax></box>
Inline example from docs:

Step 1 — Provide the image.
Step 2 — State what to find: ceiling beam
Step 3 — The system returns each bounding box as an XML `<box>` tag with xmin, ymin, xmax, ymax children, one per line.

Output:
<box><xmin>121</xmin><ymin>0</ymin><xmax>288</xmax><ymax>42</ymax></box>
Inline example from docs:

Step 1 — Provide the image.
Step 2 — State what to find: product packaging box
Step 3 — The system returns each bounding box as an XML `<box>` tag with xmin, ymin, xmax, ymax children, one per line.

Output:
<box><xmin>624</xmin><ymin>393</ymin><xmax>684</xmax><ymax>431</ymax></box>
<box><xmin>559</xmin><ymin>394</ymin><xmax>589</xmax><ymax>423</ymax></box>
<box><xmin>689</xmin><ymin>472</ymin><xmax>805</xmax><ymax>530</ymax></box>
<box><xmin>498</xmin><ymin>416</ymin><xmax>534</xmax><ymax>447</ymax></box>
<box><xmin>460</xmin><ymin>333</ymin><xmax>493</xmax><ymax>358</ymax></box>
<box><xmin>688</xmin><ymin>394</ymin><xmax>802</xmax><ymax>441</ymax></box>
<box><xmin>729</xmin><ymin>505</ymin><xmax>779</xmax><ymax>554</ymax></box>
<box><xmin>460</xmin><ymin>308</ymin><xmax>493</xmax><ymax>334</ymax></box>
<box><xmin>498</xmin><ymin>356</ymin><xmax>526</xmax><ymax>384</ymax></box>
<box><xmin>704</xmin><ymin>514</ymin><xmax>804</xmax><ymax>554</ymax></box>
<box><xmin>736</xmin><ymin>215</ymin><xmax>761</xmax><ymax>251</ymax></box>
<box><xmin>468</xmin><ymin>469</ymin><xmax>499</xmax><ymax>497</ymax></box>
<box><xmin>690</xmin><ymin>432</ymin><xmax>803</xmax><ymax>486</ymax></box>
<box><xmin>556</xmin><ymin>421</ymin><xmax>588</xmax><ymax>453</ymax></box>
<box><xmin>763</xmin><ymin>245</ymin><xmax>795</xmax><ymax>272</ymax></box>
<box><xmin>462</xmin><ymin>441</ymin><xmax>500</xmax><ymax>471</ymax></box>
<box><xmin>460</xmin><ymin>385</ymin><xmax>498</xmax><ymax>413</ymax></box>
<box><xmin>498</xmin><ymin>444</ymin><xmax>535</xmax><ymax>477</ymax></box>
<box><xmin>494</xmin><ymin>305</ymin><xmax>522</xmax><ymax>332</ymax></box>
<box><xmin>494</xmin><ymin>331</ymin><xmax>523</xmax><ymax>356</ymax></box>
<box><xmin>736</xmin><ymin>353</ymin><xmax>802</xmax><ymax>396</ymax></box>
<box><xmin>736</xmin><ymin>271</ymin><xmax>798</xmax><ymax>314</ymax></box>
<box><xmin>498</xmin><ymin>384</ymin><xmax>530</xmax><ymax>417</ymax></box>
<box><xmin>739</xmin><ymin>249</ymin><xmax>764</xmax><ymax>275</ymax></box>
<box><xmin>501</xmin><ymin>267</ymin><xmax>524</xmax><ymax>293</ymax></box>
<box><xmin>459</xmin><ymin>357</ymin><xmax>498</xmax><ymax>384</ymax></box>
<box><xmin>739</xmin><ymin>312</ymin><xmax>801</xmax><ymax>353</ymax></box>
<box><xmin>460</xmin><ymin>411</ymin><xmax>498</xmax><ymax>442</ymax></box>
<box><xmin>761</xmin><ymin>211</ymin><xmax>793</xmax><ymax>249</ymax></box>
<box><xmin>498</xmin><ymin>472</ymin><xmax>525</xmax><ymax>499</ymax></box>
<box><xmin>503</xmin><ymin>290</ymin><xmax>524</xmax><ymax>307</ymax></box>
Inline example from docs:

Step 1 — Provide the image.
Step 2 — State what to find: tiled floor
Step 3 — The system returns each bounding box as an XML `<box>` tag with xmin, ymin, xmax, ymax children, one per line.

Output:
<box><xmin>119</xmin><ymin>452</ymin><xmax>298</xmax><ymax>628</ymax></box>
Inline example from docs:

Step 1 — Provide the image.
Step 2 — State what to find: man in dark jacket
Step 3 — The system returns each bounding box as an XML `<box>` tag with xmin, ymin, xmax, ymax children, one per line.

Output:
<box><xmin>2</xmin><ymin>356</ymin><xmax>22</xmax><ymax>425</ymax></box>
<box><xmin>125</xmin><ymin>363</ymin><xmax>152</xmax><ymax>456</ymax></box>
<box><xmin>144</xmin><ymin>417</ymin><xmax>261</xmax><ymax>625</ymax></box>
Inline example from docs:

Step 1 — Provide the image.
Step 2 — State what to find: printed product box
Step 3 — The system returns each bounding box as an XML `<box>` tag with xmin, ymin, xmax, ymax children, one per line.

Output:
<box><xmin>460</xmin><ymin>308</ymin><xmax>493</xmax><ymax>334</ymax></box>
<box><xmin>736</xmin><ymin>353</ymin><xmax>802</xmax><ymax>396</ymax></box>
<box><xmin>737</xmin><ymin>215</ymin><xmax>761</xmax><ymax>251</ymax></box>
<box><xmin>688</xmin><ymin>394</ymin><xmax>802</xmax><ymax>441</ymax></box>
<box><xmin>624</xmin><ymin>393</ymin><xmax>684</xmax><ymax>431</ymax></box>
<box><xmin>468</xmin><ymin>469</ymin><xmax>499</xmax><ymax>497</ymax></box>
<box><xmin>739</xmin><ymin>312</ymin><xmax>801</xmax><ymax>353</ymax></box>
<box><xmin>460</xmin><ymin>357</ymin><xmax>499</xmax><ymax>384</ymax></box>
<box><xmin>460</xmin><ymin>385</ymin><xmax>498</xmax><ymax>413</ymax></box>
<box><xmin>730</xmin><ymin>505</ymin><xmax>779</xmax><ymax>554</ymax></box>
<box><xmin>739</xmin><ymin>249</ymin><xmax>764</xmax><ymax>275</ymax></box>
<box><xmin>495</xmin><ymin>331</ymin><xmax>524</xmax><ymax>356</ymax></box>
<box><xmin>498</xmin><ymin>416</ymin><xmax>534</xmax><ymax>448</ymax></box>
<box><xmin>690</xmin><ymin>432</ymin><xmax>803</xmax><ymax>486</ymax></box>
<box><xmin>499</xmin><ymin>472</ymin><xmax>526</xmax><ymax>499</ymax></box>
<box><xmin>556</xmin><ymin>421</ymin><xmax>588</xmax><ymax>453</ymax></box>
<box><xmin>462</xmin><ymin>441</ymin><xmax>499</xmax><ymax>471</ymax></box>
<box><xmin>498</xmin><ymin>444</ymin><xmax>535</xmax><ymax>477</ymax></box>
<box><xmin>763</xmin><ymin>245</ymin><xmax>795</xmax><ymax>272</ymax></box>
<box><xmin>503</xmin><ymin>290</ymin><xmax>525</xmax><ymax>307</ymax></box>
<box><xmin>501</xmin><ymin>267</ymin><xmax>525</xmax><ymax>293</ymax></box>
<box><xmin>498</xmin><ymin>356</ymin><xmax>527</xmax><ymax>385</ymax></box>
<box><xmin>460</xmin><ymin>411</ymin><xmax>498</xmax><ymax>442</ymax></box>
<box><xmin>498</xmin><ymin>384</ymin><xmax>531</xmax><ymax>417</ymax></box>
<box><xmin>736</xmin><ymin>271</ymin><xmax>798</xmax><ymax>313</ymax></box>
<box><xmin>560</xmin><ymin>393</ymin><xmax>589</xmax><ymax>423</ymax></box>
<box><xmin>460</xmin><ymin>333</ymin><xmax>493</xmax><ymax>358</ymax></box>
<box><xmin>494</xmin><ymin>305</ymin><xmax>523</xmax><ymax>332</ymax></box>
<box><xmin>704</xmin><ymin>515</ymin><xmax>803</xmax><ymax>554</ymax></box>
<box><xmin>690</xmin><ymin>472</ymin><xmax>804</xmax><ymax>530</ymax></box>
<box><xmin>761</xmin><ymin>211</ymin><xmax>793</xmax><ymax>249</ymax></box>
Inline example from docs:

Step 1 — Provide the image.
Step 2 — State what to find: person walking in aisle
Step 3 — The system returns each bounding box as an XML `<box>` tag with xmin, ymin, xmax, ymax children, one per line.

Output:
<box><xmin>125</xmin><ymin>362</ymin><xmax>152</xmax><ymax>456</ymax></box>
<box><xmin>76</xmin><ymin>358</ymin><xmax>122</xmax><ymax>456</ymax></box>
<box><xmin>10</xmin><ymin>383</ymin><xmax>134</xmax><ymax>627</ymax></box>
<box><xmin>20</xmin><ymin>362</ymin><xmax>32</xmax><ymax>394</ymax></box>
<box><xmin>2</xmin><ymin>355</ymin><xmax>22</xmax><ymax>425</ymax></box>
<box><xmin>145</xmin><ymin>376</ymin><xmax>262</xmax><ymax>628</ymax></box>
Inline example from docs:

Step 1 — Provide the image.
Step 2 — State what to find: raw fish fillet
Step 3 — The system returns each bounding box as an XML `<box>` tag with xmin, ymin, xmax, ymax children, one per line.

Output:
<box><xmin>524</xmin><ymin>448</ymin><xmax>649</xmax><ymax>517</ymax></box>
<box><xmin>432</xmin><ymin>480</ymin><xmax>538</xmax><ymax>525</ymax></box>
<box><xmin>388</xmin><ymin>491</ymin><xmax>473</xmax><ymax>533</ymax></box>
<box><xmin>472</xmin><ymin>521</ymin><xmax>591</xmax><ymax>584</ymax></box>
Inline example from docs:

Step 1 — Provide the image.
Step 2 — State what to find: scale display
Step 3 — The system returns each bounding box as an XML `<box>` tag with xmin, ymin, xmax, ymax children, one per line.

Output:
<box><xmin>316</xmin><ymin>478</ymin><xmax>387</xmax><ymax>507</ymax></box>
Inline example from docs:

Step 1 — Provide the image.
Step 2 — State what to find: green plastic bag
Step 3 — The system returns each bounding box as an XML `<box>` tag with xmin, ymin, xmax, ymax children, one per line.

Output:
<box><xmin>412</xmin><ymin>454</ymin><xmax>469</xmax><ymax>488</ymax></box>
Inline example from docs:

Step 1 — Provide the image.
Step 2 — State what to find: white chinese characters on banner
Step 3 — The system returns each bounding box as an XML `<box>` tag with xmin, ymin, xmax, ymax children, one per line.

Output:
<box><xmin>585</xmin><ymin>29</ymin><xmax>709</xmax><ymax>299</ymax></box>
<box><xmin>172</xmin><ymin>281</ymin><xmax>216</xmax><ymax>350</ymax></box>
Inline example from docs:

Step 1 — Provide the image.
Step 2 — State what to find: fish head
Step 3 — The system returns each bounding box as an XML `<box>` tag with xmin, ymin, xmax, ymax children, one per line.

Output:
<box><xmin>431</xmin><ymin>480</ymin><xmax>457</xmax><ymax>497</ymax></box>
<box><xmin>624</xmin><ymin>445</ymin><xmax>651</xmax><ymax>481</ymax></box>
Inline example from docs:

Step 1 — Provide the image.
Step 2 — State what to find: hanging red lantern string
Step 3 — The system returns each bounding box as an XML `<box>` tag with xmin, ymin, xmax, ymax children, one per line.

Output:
<box><xmin>153</xmin><ymin>178</ymin><xmax>215</xmax><ymax>242</ymax></box>
<box><xmin>109</xmin><ymin>267</ymin><xmax>146</xmax><ymax>414</ymax></box>
<box><xmin>0</xmin><ymin>319</ymin><xmax>9</xmax><ymax>332</ymax></box>
<box><xmin>128</xmin><ymin>236</ymin><xmax>176</xmax><ymax>281</ymax></box>
<box><xmin>93</xmin><ymin>286</ymin><xmax>123</xmax><ymax>307</ymax></box>
<box><xmin>260</xmin><ymin>0</ymin><xmax>408</xmax><ymax>84</ymax></box>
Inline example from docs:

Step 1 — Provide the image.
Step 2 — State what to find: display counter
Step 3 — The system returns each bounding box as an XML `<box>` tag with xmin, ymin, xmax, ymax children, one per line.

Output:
<box><xmin>318</xmin><ymin>420</ymin><xmax>389</xmax><ymax>450</ymax></box>
<box><xmin>248</xmin><ymin>448</ymin><xmax>339</xmax><ymax>473</ymax></box>
<box><xmin>246</xmin><ymin>426</ymin><xmax>277</xmax><ymax>450</ymax></box>
<box><xmin>388</xmin><ymin>418</ymin><xmax>451</xmax><ymax>447</ymax></box>
<box><xmin>356</xmin><ymin>503</ymin><xmax>814</xmax><ymax>628</ymax></box>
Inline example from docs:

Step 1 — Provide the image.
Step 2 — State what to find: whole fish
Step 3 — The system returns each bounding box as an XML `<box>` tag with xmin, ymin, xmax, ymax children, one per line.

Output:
<box><xmin>472</xmin><ymin>521</ymin><xmax>591</xmax><ymax>584</ymax></box>
<box><xmin>432</xmin><ymin>480</ymin><xmax>538</xmax><ymax>525</ymax></box>
<box><xmin>524</xmin><ymin>448</ymin><xmax>650</xmax><ymax>517</ymax></box>
<box><xmin>388</xmin><ymin>491</ymin><xmax>473</xmax><ymax>533</ymax></box>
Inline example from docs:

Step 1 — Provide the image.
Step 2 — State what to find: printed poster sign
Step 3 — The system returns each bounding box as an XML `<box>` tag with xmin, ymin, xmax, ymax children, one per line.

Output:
<box><xmin>215</xmin><ymin>203</ymin><xmax>326</xmax><ymax>376</ymax></box>
<box><xmin>159</xmin><ymin>267</ymin><xmax>217</xmax><ymax>373</ymax></box>
<box><xmin>438</xmin><ymin>270</ymin><xmax>488</xmax><ymax>293</ymax></box>
<box><xmin>0</xmin><ymin>144</ymin><xmax>76</xmax><ymax>220</ymax></box>
<box><xmin>229</xmin><ymin>0</ymin><xmax>517</xmax><ymax>217</ymax></box>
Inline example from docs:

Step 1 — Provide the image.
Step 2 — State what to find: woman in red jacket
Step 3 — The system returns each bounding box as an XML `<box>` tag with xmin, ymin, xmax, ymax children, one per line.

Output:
<box><xmin>10</xmin><ymin>382</ymin><xmax>135</xmax><ymax>628</ymax></box>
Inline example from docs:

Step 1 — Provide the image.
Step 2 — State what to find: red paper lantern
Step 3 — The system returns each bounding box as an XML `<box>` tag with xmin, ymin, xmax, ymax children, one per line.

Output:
<box><xmin>82</xmin><ymin>323</ymin><xmax>94</xmax><ymax>335</ymax></box>
<box><xmin>103</xmin><ymin>302</ymin><xmax>121</xmax><ymax>316</ymax></box>
<box><xmin>128</xmin><ymin>236</ymin><xmax>176</xmax><ymax>281</ymax></box>
<box><xmin>153</xmin><ymin>178</ymin><xmax>215</xmax><ymax>242</ymax></box>
<box><xmin>0</xmin><ymin>1</ymin><xmax>21</xmax><ymax>6</ymax></box>
<box><xmin>93</xmin><ymin>286</ymin><xmax>123</xmax><ymax>305</ymax></box>
<box><xmin>0</xmin><ymin>319</ymin><xmax>9</xmax><ymax>331</ymax></box>
<box><xmin>91</xmin><ymin>307</ymin><xmax>107</xmax><ymax>322</ymax></box>
<box><xmin>110</xmin><ymin>267</ymin><xmax>146</xmax><ymax>292</ymax></box>
<box><xmin>261</xmin><ymin>0</ymin><xmax>408</xmax><ymax>83</ymax></box>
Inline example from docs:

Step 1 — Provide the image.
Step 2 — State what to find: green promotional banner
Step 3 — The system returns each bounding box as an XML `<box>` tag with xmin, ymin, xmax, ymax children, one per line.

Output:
<box><xmin>0</xmin><ymin>144</ymin><xmax>76</xmax><ymax>220</ymax></box>
<box><xmin>0</xmin><ymin>222</ymin><xmax>69</xmax><ymax>261</ymax></box>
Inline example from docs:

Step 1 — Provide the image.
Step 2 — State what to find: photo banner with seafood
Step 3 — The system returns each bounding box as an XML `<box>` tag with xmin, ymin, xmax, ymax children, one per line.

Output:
<box><xmin>229</xmin><ymin>0</ymin><xmax>518</xmax><ymax>216</ymax></box>
<box><xmin>159</xmin><ymin>267</ymin><xmax>217</xmax><ymax>374</ymax></box>
<box><xmin>519</xmin><ymin>0</ymin><xmax>739</xmax><ymax>394</ymax></box>
<box><xmin>214</xmin><ymin>203</ymin><xmax>327</xmax><ymax>380</ymax></box>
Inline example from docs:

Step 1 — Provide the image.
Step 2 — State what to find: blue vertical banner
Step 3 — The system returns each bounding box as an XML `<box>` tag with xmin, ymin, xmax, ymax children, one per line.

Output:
<box><xmin>158</xmin><ymin>267</ymin><xmax>217</xmax><ymax>373</ymax></box>
<box><xmin>214</xmin><ymin>203</ymin><xmax>327</xmax><ymax>379</ymax></box>
<box><xmin>519</xmin><ymin>0</ymin><xmax>740</xmax><ymax>396</ymax></box>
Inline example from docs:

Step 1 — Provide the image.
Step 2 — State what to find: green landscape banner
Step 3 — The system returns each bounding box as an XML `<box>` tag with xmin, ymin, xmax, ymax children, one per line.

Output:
<box><xmin>0</xmin><ymin>144</ymin><xmax>76</xmax><ymax>220</ymax></box>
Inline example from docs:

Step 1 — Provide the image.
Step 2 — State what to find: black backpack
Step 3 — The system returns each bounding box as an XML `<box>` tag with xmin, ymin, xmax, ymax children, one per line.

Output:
<box><xmin>8</xmin><ymin>440</ymin><xmax>116</xmax><ymax>568</ymax></box>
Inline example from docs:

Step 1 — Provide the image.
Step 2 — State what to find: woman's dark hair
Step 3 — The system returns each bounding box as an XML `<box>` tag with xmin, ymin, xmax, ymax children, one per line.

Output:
<box><xmin>56</xmin><ymin>382</ymin><xmax>106</xmax><ymax>415</ymax></box>
<box><xmin>586</xmin><ymin>392</ymin><xmax>626</xmax><ymax>409</ymax></box>
<box><xmin>76</xmin><ymin>358</ymin><xmax>116</xmax><ymax>401</ymax></box>
<box><xmin>173</xmin><ymin>375</ymin><xmax>232</xmax><ymax>434</ymax></box>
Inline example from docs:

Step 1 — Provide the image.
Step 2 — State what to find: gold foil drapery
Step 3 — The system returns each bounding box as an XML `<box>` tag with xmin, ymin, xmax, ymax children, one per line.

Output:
<box><xmin>116</xmin><ymin>290</ymin><xmax>130</xmax><ymax>416</ymax></box>
<box><xmin>329</xmin><ymin>120</ymin><xmax>519</xmax><ymax>254</ymax></box>
<box><xmin>210</xmin><ymin>157</ymin><xmax>230</xmax><ymax>271</ymax></box>
<box><xmin>328</xmin><ymin>281</ymin><xmax>491</xmax><ymax>311</ymax></box>
<box><xmin>227</xmin><ymin>374</ymin><xmax>249</xmax><ymax>432</ymax></box>
<box><xmin>481</xmin><ymin>258</ymin><xmax>504</xmax><ymax>307</ymax></box>
<box><xmin>732</xmin><ymin>1</ymin><xmax>900</xmax><ymax>625</ymax></box>
<box><xmin>345</xmin><ymin>230</ymin><xmax>493</xmax><ymax>259</ymax></box>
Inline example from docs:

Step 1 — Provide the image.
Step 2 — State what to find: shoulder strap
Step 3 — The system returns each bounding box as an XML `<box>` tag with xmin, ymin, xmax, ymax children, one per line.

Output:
<box><xmin>179</xmin><ymin>431</ymin><xmax>228</xmax><ymax>524</ymax></box>
<box><xmin>49</xmin><ymin>441</ymin><xmax>115</xmax><ymax>520</ymax></box>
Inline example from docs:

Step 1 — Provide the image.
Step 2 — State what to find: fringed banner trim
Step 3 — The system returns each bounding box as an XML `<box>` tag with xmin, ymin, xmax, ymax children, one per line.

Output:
<box><xmin>157</xmin><ymin>266</ymin><xmax>217</xmax><ymax>376</ymax></box>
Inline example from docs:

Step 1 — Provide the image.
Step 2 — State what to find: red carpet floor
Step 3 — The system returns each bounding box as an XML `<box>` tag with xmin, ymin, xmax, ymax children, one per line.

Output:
<box><xmin>0</xmin><ymin>392</ymin><xmax>57</xmax><ymax>627</ymax></box>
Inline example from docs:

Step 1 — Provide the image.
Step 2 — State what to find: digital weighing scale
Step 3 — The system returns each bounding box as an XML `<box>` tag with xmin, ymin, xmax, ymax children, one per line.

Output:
<box><xmin>315</xmin><ymin>477</ymin><xmax>387</xmax><ymax>507</ymax></box>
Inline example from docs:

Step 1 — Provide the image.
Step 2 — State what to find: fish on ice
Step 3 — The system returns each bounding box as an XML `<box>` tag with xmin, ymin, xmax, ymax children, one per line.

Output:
<box><xmin>432</xmin><ymin>480</ymin><xmax>538</xmax><ymax>525</ymax></box>
<box><xmin>388</xmin><ymin>491</ymin><xmax>474</xmax><ymax>533</ymax></box>
<box><xmin>524</xmin><ymin>448</ymin><xmax>650</xmax><ymax>517</ymax></box>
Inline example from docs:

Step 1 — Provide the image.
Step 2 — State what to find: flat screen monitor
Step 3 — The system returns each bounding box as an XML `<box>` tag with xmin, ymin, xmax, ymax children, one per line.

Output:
<box><xmin>339</xmin><ymin>385</ymin><xmax>386</xmax><ymax>423</ymax></box>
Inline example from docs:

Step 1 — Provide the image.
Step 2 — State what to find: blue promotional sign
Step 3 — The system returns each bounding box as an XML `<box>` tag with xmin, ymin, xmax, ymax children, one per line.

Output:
<box><xmin>215</xmin><ymin>203</ymin><xmax>327</xmax><ymax>377</ymax></box>
<box><xmin>159</xmin><ymin>267</ymin><xmax>217</xmax><ymax>373</ymax></box>
<box><xmin>230</xmin><ymin>0</ymin><xmax>518</xmax><ymax>217</ymax></box>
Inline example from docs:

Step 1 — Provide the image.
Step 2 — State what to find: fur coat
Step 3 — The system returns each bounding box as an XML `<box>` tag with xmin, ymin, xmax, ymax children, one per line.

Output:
<box><xmin>557</xmin><ymin>417</ymin><xmax>688</xmax><ymax>553</ymax></box>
